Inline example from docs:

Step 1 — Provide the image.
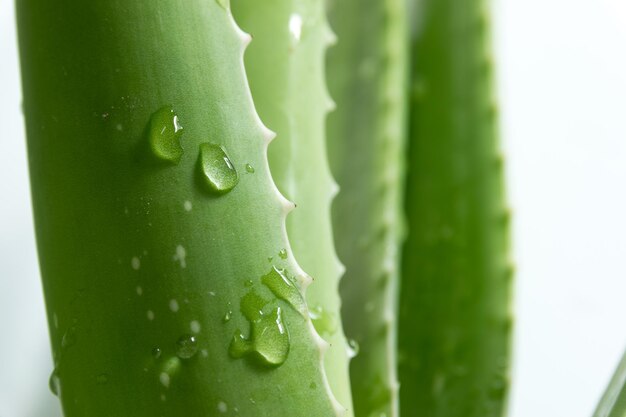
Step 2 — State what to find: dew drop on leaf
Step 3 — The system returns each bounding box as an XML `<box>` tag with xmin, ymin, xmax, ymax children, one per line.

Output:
<box><xmin>197</xmin><ymin>143</ymin><xmax>239</xmax><ymax>195</ymax></box>
<box><xmin>261</xmin><ymin>267</ymin><xmax>306</xmax><ymax>315</ymax></box>
<box><xmin>49</xmin><ymin>368</ymin><xmax>61</xmax><ymax>396</ymax></box>
<box><xmin>176</xmin><ymin>334</ymin><xmax>198</xmax><ymax>359</ymax></box>
<box><xmin>148</xmin><ymin>106</ymin><xmax>184</xmax><ymax>164</ymax></box>
<box><xmin>245</xmin><ymin>163</ymin><xmax>255</xmax><ymax>173</ymax></box>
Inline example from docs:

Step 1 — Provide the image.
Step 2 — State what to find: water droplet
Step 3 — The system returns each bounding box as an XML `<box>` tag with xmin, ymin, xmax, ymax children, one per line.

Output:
<box><xmin>289</xmin><ymin>14</ymin><xmax>303</xmax><ymax>43</ymax></box>
<box><xmin>278</xmin><ymin>249</ymin><xmax>288</xmax><ymax>259</ymax></box>
<box><xmin>244</xmin><ymin>279</ymin><xmax>254</xmax><ymax>288</ymax></box>
<box><xmin>131</xmin><ymin>256</ymin><xmax>141</xmax><ymax>270</ymax></box>
<box><xmin>215</xmin><ymin>0</ymin><xmax>229</xmax><ymax>10</ymax></box>
<box><xmin>347</xmin><ymin>339</ymin><xmax>360</xmax><ymax>358</ymax></box>
<box><xmin>159</xmin><ymin>372</ymin><xmax>170</xmax><ymax>388</ymax></box>
<box><xmin>245</xmin><ymin>163</ymin><xmax>255</xmax><ymax>173</ymax></box>
<box><xmin>176</xmin><ymin>334</ymin><xmax>198</xmax><ymax>359</ymax></box>
<box><xmin>223</xmin><ymin>311</ymin><xmax>232</xmax><ymax>323</ymax></box>
<box><xmin>229</xmin><ymin>306</ymin><xmax>289</xmax><ymax>367</ymax></box>
<box><xmin>169</xmin><ymin>299</ymin><xmax>179</xmax><ymax>312</ymax></box>
<box><xmin>261</xmin><ymin>267</ymin><xmax>306</xmax><ymax>315</ymax></box>
<box><xmin>147</xmin><ymin>310</ymin><xmax>155</xmax><ymax>321</ymax></box>
<box><xmin>172</xmin><ymin>245</ymin><xmax>187</xmax><ymax>268</ymax></box>
<box><xmin>49</xmin><ymin>369</ymin><xmax>61</xmax><ymax>396</ymax></box>
<box><xmin>183</xmin><ymin>200</ymin><xmax>192</xmax><ymax>212</ymax></box>
<box><xmin>217</xmin><ymin>400</ymin><xmax>228</xmax><ymax>413</ymax></box>
<box><xmin>197</xmin><ymin>143</ymin><xmax>239</xmax><ymax>195</ymax></box>
<box><xmin>190</xmin><ymin>320</ymin><xmax>201</xmax><ymax>334</ymax></box>
<box><xmin>152</xmin><ymin>347</ymin><xmax>162</xmax><ymax>359</ymax></box>
<box><xmin>62</xmin><ymin>326</ymin><xmax>77</xmax><ymax>348</ymax></box>
<box><xmin>96</xmin><ymin>373</ymin><xmax>109</xmax><ymax>385</ymax></box>
<box><xmin>309</xmin><ymin>305</ymin><xmax>337</xmax><ymax>336</ymax></box>
<box><xmin>240</xmin><ymin>289</ymin><xmax>270</xmax><ymax>322</ymax></box>
<box><xmin>148</xmin><ymin>106</ymin><xmax>184</xmax><ymax>164</ymax></box>
<box><xmin>136</xmin><ymin>286</ymin><xmax>143</xmax><ymax>296</ymax></box>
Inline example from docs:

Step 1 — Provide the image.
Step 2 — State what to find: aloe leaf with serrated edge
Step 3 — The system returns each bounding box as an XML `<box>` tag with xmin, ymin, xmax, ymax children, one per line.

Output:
<box><xmin>397</xmin><ymin>0</ymin><xmax>513</xmax><ymax>416</ymax></box>
<box><xmin>17</xmin><ymin>0</ymin><xmax>342</xmax><ymax>415</ymax></box>
<box><xmin>231</xmin><ymin>0</ymin><xmax>354</xmax><ymax>414</ymax></box>
<box><xmin>326</xmin><ymin>0</ymin><xmax>408</xmax><ymax>416</ymax></box>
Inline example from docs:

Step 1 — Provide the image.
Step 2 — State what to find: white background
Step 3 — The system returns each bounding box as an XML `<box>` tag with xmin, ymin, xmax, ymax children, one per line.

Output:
<box><xmin>2</xmin><ymin>0</ymin><xmax>626</xmax><ymax>416</ymax></box>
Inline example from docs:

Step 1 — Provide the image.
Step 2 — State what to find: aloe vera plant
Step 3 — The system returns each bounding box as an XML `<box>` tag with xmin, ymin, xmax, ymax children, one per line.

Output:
<box><xmin>230</xmin><ymin>0</ymin><xmax>354</xmax><ymax>414</ymax></box>
<box><xmin>16</xmin><ymin>0</ymin><xmax>519</xmax><ymax>414</ymax></box>
<box><xmin>17</xmin><ymin>1</ymin><xmax>342</xmax><ymax>415</ymax></box>
<box><xmin>326</xmin><ymin>0</ymin><xmax>408</xmax><ymax>416</ymax></box>
<box><xmin>397</xmin><ymin>0</ymin><xmax>512</xmax><ymax>416</ymax></box>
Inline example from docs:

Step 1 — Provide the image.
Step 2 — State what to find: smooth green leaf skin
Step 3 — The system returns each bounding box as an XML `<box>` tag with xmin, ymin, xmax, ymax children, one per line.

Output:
<box><xmin>231</xmin><ymin>0</ymin><xmax>354</xmax><ymax>414</ymax></box>
<box><xmin>326</xmin><ymin>0</ymin><xmax>408</xmax><ymax>416</ymax></box>
<box><xmin>593</xmin><ymin>350</ymin><xmax>626</xmax><ymax>417</ymax></box>
<box><xmin>17</xmin><ymin>1</ymin><xmax>342</xmax><ymax>415</ymax></box>
<box><xmin>398</xmin><ymin>1</ymin><xmax>512</xmax><ymax>416</ymax></box>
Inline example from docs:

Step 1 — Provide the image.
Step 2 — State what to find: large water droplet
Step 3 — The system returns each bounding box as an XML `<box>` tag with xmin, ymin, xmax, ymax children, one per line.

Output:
<box><xmin>148</xmin><ymin>106</ymin><xmax>184</xmax><ymax>164</ymax></box>
<box><xmin>49</xmin><ymin>368</ymin><xmax>61</xmax><ymax>396</ymax></box>
<box><xmin>229</xmin><ymin>306</ymin><xmax>289</xmax><ymax>367</ymax></box>
<box><xmin>347</xmin><ymin>339</ymin><xmax>360</xmax><ymax>358</ymax></box>
<box><xmin>309</xmin><ymin>305</ymin><xmax>337</xmax><ymax>336</ymax></box>
<box><xmin>240</xmin><ymin>289</ymin><xmax>270</xmax><ymax>322</ymax></box>
<box><xmin>261</xmin><ymin>267</ymin><xmax>306</xmax><ymax>316</ymax></box>
<box><xmin>176</xmin><ymin>334</ymin><xmax>198</xmax><ymax>359</ymax></box>
<box><xmin>197</xmin><ymin>143</ymin><xmax>239</xmax><ymax>195</ymax></box>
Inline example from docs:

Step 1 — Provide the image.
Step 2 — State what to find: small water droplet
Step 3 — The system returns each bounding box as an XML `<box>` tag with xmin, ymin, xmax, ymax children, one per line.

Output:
<box><xmin>217</xmin><ymin>400</ymin><xmax>228</xmax><ymax>413</ymax></box>
<box><xmin>169</xmin><ymin>299</ymin><xmax>179</xmax><ymax>312</ymax></box>
<box><xmin>347</xmin><ymin>339</ymin><xmax>360</xmax><ymax>358</ymax></box>
<box><xmin>244</xmin><ymin>279</ymin><xmax>254</xmax><ymax>288</ymax></box>
<box><xmin>61</xmin><ymin>326</ymin><xmax>77</xmax><ymax>348</ymax></box>
<box><xmin>223</xmin><ymin>311</ymin><xmax>232</xmax><ymax>323</ymax></box>
<box><xmin>131</xmin><ymin>256</ymin><xmax>141</xmax><ymax>270</ymax></box>
<box><xmin>49</xmin><ymin>369</ymin><xmax>61</xmax><ymax>396</ymax></box>
<box><xmin>288</xmin><ymin>14</ymin><xmax>303</xmax><ymax>43</ymax></box>
<box><xmin>172</xmin><ymin>245</ymin><xmax>187</xmax><ymax>268</ymax></box>
<box><xmin>136</xmin><ymin>286</ymin><xmax>143</xmax><ymax>296</ymax></box>
<box><xmin>159</xmin><ymin>372</ymin><xmax>171</xmax><ymax>388</ymax></box>
<box><xmin>261</xmin><ymin>267</ymin><xmax>306</xmax><ymax>315</ymax></box>
<box><xmin>278</xmin><ymin>249</ymin><xmax>287</xmax><ymax>259</ymax></box>
<box><xmin>176</xmin><ymin>334</ymin><xmax>198</xmax><ymax>359</ymax></box>
<box><xmin>190</xmin><ymin>320</ymin><xmax>201</xmax><ymax>334</ymax></box>
<box><xmin>309</xmin><ymin>305</ymin><xmax>337</xmax><ymax>336</ymax></box>
<box><xmin>197</xmin><ymin>143</ymin><xmax>239</xmax><ymax>195</ymax></box>
<box><xmin>245</xmin><ymin>163</ymin><xmax>255</xmax><ymax>173</ymax></box>
<box><xmin>147</xmin><ymin>310</ymin><xmax>155</xmax><ymax>320</ymax></box>
<box><xmin>96</xmin><ymin>373</ymin><xmax>109</xmax><ymax>385</ymax></box>
<box><xmin>183</xmin><ymin>200</ymin><xmax>192</xmax><ymax>212</ymax></box>
<box><xmin>152</xmin><ymin>347</ymin><xmax>162</xmax><ymax>359</ymax></box>
<box><xmin>148</xmin><ymin>106</ymin><xmax>184</xmax><ymax>164</ymax></box>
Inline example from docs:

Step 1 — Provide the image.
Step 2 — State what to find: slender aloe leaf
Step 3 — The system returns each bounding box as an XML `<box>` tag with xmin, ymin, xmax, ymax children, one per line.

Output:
<box><xmin>17</xmin><ymin>1</ymin><xmax>342</xmax><ymax>415</ymax></box>
<box><xmin>325</xmin><ymin>0</ymin><xmax>408</xmax><ymax>416</ymax></box>
<box><xmin>593</xmin><ymin>350</ymin><xmax>626</xmax><ymax>417</ymax></box>
<box><xmin>231</xmin><ymin>0</ymin><xmax>354</xmax><ymax>414</ymax></box>
<box><xmin>397</xmin><ymin>0</ymin><xmax>513</xmax><ymax>416</ymax></box>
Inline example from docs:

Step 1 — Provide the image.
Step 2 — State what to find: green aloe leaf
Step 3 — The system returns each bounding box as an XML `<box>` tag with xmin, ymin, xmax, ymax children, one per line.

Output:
<box><xmin>397</xmin><ymin>0</ymin><xmax>513</xmax><ymax>416</ymax></box>
<box><xmin>326</xmin><ymin>0</ymin><xmax>409</xmax><ymax>416</ymax></box>
<box><xmin>17</xmin><ymin>0</ymin><xmax>342</xmax><ymax>415</ymax></box>
<box><xmin>231</xmin><ymin>0</ymin><xmax>354</xmax><ymax>414</ymax></box>
<box><xmin>593</xmin><ymin>350</ymin><xmax>626</xmax><ymax>417</ymax></box>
